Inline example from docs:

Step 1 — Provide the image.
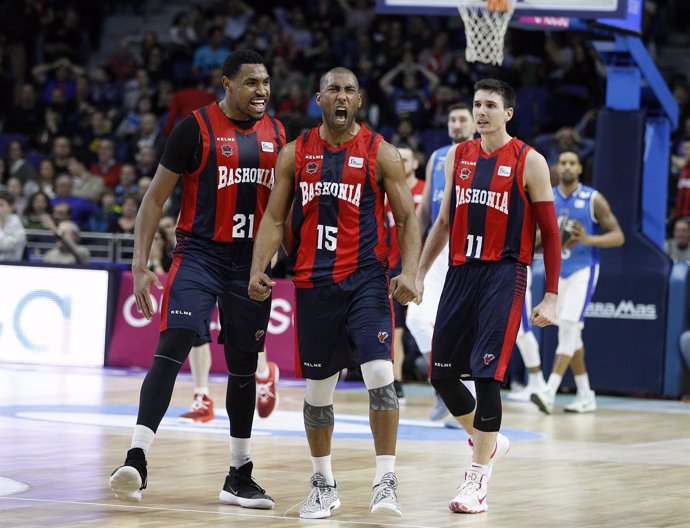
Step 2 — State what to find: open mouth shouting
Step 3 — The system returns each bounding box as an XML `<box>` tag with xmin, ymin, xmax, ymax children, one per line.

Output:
<box><xmin>249</xmin><ymin>98</ymin><xmax>267</xmax><ymax>114</ymax></box>
<box><xmin>335</xmin><ymin>106</ymin><xmax>348</xmax><ymax>126</ymax></box>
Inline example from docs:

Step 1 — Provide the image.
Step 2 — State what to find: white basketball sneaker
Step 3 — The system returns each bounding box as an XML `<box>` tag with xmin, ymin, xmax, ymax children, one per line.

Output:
<box><xmin>531</xmin><ymin>388</ymin><xmax>555</xmax><ymax>414</ymax></box>
<box><xmin>564</xmin><ymin>390</ymin><xmax>597</xmax><ymax>413</ymax></box>
<box><xmin>508</xmin><ymin>378</ymin><xmax>546</xmax><ymax>402</ymax></box>
<box><xmin>449</xmin><ymin>468</ymin><xmax>489</xmax><ymax>514</ymax></box>
<box><xmin>299</xmin><ymin>473</ymin><xmax>340</xmax><ymax>519</ymax></box>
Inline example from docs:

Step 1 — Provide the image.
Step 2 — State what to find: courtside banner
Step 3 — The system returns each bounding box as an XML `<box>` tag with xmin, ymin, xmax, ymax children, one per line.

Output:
<box><xmin>0</xmin><ymin>264</ymin><xmax>109</xmax><ymax>367</ymax></box>
<box><xmin>107</xmin><ymin>272</ymin><xmax>296</xmax><ymax>377</ymax></box>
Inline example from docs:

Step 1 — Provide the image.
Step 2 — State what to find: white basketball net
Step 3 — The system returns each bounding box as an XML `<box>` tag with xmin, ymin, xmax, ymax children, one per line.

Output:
<box><xmin>458</xmin><ymin>0</ymin><xmax>516</xmax><ymax>66</ymax></box>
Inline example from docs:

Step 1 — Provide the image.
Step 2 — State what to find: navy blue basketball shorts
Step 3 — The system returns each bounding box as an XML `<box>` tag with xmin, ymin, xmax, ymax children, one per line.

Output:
<box><xmin>295</xmin><ymin>269</ymin><xmax>394</xmax><ymax>380</ymax></box>
<box><xmin>431</xmin><ymin>260</ymin><xmax>527</xmax><ymax>382</ymax></box>
<box><xmin>161</xmin><ymin>240</ymin><xmax>270</xmax><ymax>356</ymax></box>
<box><xmin>192</xmin><ymin>318</ymin><xmax>212</xmax><ymax>347</ymax></box>
<box><xmin>389</xmin><ymin>265</ymin><xmax>407</xmax><ymax>329</ymax></box>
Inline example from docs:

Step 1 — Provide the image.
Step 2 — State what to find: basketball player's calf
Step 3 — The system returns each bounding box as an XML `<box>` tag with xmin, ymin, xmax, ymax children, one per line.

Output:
<box><xmin>363</xmin><ymin>360</ymin><xmax>402</xmax><ymax>517</ymax></box>
<box><xmin>110</xmin><ymin>328</ymin><xmax>196</xmax><ymax>502</ymax></box>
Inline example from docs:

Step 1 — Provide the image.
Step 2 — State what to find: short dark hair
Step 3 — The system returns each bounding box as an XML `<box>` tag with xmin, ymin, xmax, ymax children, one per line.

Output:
<box><xmin>448</xmin><ymin>102</ymin><xmax>471</xmax><ymax>113</ymax></box>
<box><xmin>319</xmin><ymin>67</ymin><xmax>358</xmax><ymax>91</ymax></box>
<box><xmin>0</xmin><ymin>190</ymin><xmax>14</xmax><ymax>206</ymax></box>
<box><xmin>558</xmin><ymin>149</ymin><xmax>582</xmax><ymax>164</ymax></box>
<box><xmin>222</xmin><ymin>50</ymin><xmax>265</xmax><ymax>79</ymax></box>
<box><xmin>473</xmin><ymin>78</ymin><xmax>516</xmax><ymax>111</ymax></box>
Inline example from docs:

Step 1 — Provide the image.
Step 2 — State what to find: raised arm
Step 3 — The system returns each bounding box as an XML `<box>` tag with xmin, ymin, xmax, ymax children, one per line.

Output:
<box><xmin>248</xmin><ymin>141</ymin><xmax>297</xmax><ymax>301</ymax></box>
<box><xmin>379</xmin><ymin>140</ymin><xmax>421</xmax><ymax>305</ymax></box>
<box><xmin>378</xmin><ymin>64</ymin><xmax>402</xmax><ymax>97</ymax></box>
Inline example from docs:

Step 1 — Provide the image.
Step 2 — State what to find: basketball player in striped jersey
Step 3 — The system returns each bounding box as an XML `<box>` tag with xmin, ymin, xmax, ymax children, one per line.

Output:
<box><xmin>407</xmin><ymin>103</ymin><xmax>477</xmax><ymax>424</ymax></box>
<box><xmin>249</xmin><ymin>67</ymin><xmax>420</xmax><ymax>519</ymax></box>
<box><xmin>531</xmin><ymin>149</ymin><xmax>624</xmax><ymax>414</ymax></box>
<box><xmin>416</xmin><ymin>79</ymin><xmax>561</xmax><ymax>513</ymax></box>
<box><xmin>109</xmin><ymin>50</ymin><xmax>285</xmax><ymax>509</ymax></box>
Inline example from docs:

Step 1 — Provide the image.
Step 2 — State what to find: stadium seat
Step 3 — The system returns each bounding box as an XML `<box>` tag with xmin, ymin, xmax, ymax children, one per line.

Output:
<box><xmin>25</xmin><ymin>151</ymin><xmax>45</xmax><ymax>170</ymax></box>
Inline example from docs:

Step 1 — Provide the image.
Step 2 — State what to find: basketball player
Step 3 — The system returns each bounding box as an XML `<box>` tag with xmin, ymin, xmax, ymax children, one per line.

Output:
<box><xmin>109</xmin><ymin>50</ymin><xmax>286</xmax><ymax>509</ymax></box>
<box><xmin>416</xmin><ymin>79</ymin><xmax>561</xmax><ymax>514</ymax></box>
<box><xmin>531</xmin><ymin>149</ymin><xmax>624</xmax><ymax>414</ymax></box>
<box><xmin>385</xmin><ymin>146</ymin><xmax>425</xmax><ymax>403</ymax></box>
<box><xmin>248</xmin><ymin>67</ymin><xmax>420</xmax><ymax>519</ymax></box>
<box><xmin>407</xmin><ymin>103</ymin><xmax>476</xmax><ymax>425</ymax></box>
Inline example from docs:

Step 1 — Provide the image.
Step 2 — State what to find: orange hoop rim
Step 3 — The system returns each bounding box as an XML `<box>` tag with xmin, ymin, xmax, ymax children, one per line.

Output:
<box><xmin>486</xmin><ymin>0</ymin><xmax>511</xmax><ymax>13</ymax></box>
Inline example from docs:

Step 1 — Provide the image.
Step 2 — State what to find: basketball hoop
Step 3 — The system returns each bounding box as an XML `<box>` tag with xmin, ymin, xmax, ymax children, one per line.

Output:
<box><xmin>458</xmin><ymin>0</ymin><xmax>516</xmax><ymax>66</ymax></box>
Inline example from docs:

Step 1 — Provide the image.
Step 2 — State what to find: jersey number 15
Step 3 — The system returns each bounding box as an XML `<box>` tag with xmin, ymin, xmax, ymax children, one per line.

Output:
<box><xmin>316</xmin><ymin>224</ymin><xmax>337</xmax><ymax>251</ymax></box>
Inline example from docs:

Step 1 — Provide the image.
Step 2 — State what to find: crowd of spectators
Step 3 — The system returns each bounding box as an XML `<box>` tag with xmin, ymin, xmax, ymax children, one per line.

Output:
<box><xmin>0</xmin><ymin>0</ymin><xmax>688</xmax><ymax>266</ymax></box>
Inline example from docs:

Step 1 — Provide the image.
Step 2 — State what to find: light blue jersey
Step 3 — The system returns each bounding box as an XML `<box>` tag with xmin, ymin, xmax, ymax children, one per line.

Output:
<box><xmin>430</xmin><ymin>144</ymin><xmax>452</xmax><ymax>224</ymax></box>
<box><xmin>554</xmin><ymin>183</ymin><xmax>600</xmax><ymax>277</ymax></box>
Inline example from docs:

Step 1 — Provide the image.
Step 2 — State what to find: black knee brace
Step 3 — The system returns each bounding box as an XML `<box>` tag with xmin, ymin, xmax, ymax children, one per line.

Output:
<box><xmin>155</xmin><ymin>328</ymin><xmax>197</xmax><ymax>364</ymax></box>
<box><xmin>430</xmin><ymin>378</ymin><xmax>476</xmax><ymax>417</ymax></box>
<box><xmin>136</xmin><ymin>328</ymin><xmax>197</xmax><ymax>431</ymax></box>
<box><xmin>224</xmin><ymin>343</ymin><xmax>259</xmax><ymax>376</ymax></box>
<box><xmin>473</xmin><ymin>378</ymin><xmax>502</xmax><ymax>432</ymax></box>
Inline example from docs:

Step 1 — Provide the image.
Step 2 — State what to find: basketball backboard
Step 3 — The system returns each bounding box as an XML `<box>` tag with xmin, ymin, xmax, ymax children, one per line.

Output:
<box><xmin>376</xmin><ymin>0</ymin><xmax>627</xmax><ymax>18</ymax></box>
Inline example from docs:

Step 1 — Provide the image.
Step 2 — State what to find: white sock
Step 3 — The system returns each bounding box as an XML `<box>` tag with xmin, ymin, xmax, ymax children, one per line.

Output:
<box><xmin>374</xmin><ymin>455</ymin><xmax>396</xmax><ymax>485</ymax></box>
<box><xmin>230</xmin><ymin>437</ymin><xmax>251</xmax><ymax>468</ymax></box>
<box><xmin>528</xmin><ymin>371</ymin><xmax>545</xmax><ymax>386</ymax></box>
<box><xmin>195</xmin><ymin>387</ymin><xmax>209</xmax><ymax>396</ymax></box>
<box><xmin>131</xmin><ymin>425</ymin><xmax>155</xmax><ymax>454</ymax></box>
<box><xmin>574</xmin><ymin>373</ymin><xmax>591</xmax><ymax>394</ymax></box>
<box><xmin>469</xmin><ymin>462</ymin><xmax>489</xmax><ymax>475</ymax></box>
<box><xmin>546</xmin><ymin>373</ymin><xmax>563</xmax><ymax>395</ymax></box>
<box><xmin>256</xmin><ymin>366</ymin><xmax>269</xmax><ymax>379</ymax></box>
<box><xmin>312</xmin><ymin>455</ymin><xmax>335</xmax><ymax>486</ymax></box>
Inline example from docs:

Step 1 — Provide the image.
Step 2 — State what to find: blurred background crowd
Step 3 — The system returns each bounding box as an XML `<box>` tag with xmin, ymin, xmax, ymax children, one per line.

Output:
<box><xmin>0</xmin><ymin>0</ymin><xmax>689</xmax><ymax>267</ymax></box>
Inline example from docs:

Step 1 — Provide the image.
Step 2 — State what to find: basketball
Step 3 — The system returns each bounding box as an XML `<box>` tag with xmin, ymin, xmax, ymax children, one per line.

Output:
<box><xmin>558</xmin><ymin>216</ymin><xmax>580</xmax><ymax>249</ymax></box>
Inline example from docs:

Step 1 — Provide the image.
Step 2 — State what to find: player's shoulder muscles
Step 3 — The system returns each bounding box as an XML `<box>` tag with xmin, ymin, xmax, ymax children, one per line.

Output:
<box><xmin>376</xmin><ymin>139</ymin><xmax>405</xmax><ymax>185</ymax></box>
<box><xmin>275</xmin><ymin>140</ymin><xmax>297</xmax><ymax>176</ymax></box>
<box><xmin>523</xmin><ymin>149</ymin><xmax>554</xmax><ymax>202</ymax></box>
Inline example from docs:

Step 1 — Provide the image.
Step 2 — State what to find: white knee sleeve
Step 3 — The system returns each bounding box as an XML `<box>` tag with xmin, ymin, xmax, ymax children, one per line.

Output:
<box><xmin>406</xmin><ymin>304</ymin><xmax>434</xmax><ymax>353</ymax></box>
<box><xmin>361</xmin><ymin>359</ymin><xmax>395</xmax><ymax>390</ymax></box>
<box><xmin>555</xmin><ymin>321</ymin><xmax>583</xmax><ymax>358</ymax></box>
<box><xmin>304</xmin><ymin>372</ymin><xmax>339</xmax><ymax>406</ymax></box>
<box><xmin>516</xmin><ymin>331</ymin><xmax>541</xmax><ymax>368</ymax></box>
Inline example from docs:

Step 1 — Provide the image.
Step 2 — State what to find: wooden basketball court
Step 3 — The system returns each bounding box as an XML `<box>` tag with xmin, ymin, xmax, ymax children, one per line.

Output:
<box><xmin>1</xmin><ymin>363</ymin><xmax>688</xmax><ymax>527</ymax></box>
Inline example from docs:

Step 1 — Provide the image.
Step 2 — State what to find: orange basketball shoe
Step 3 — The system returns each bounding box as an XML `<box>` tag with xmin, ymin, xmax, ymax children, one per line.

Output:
<box><xmin>179</xmin><ymin>393</ymin><xmax>215</xmax><ymax>423</ymax></box>
<box><xmin>256</xmin><ymin>361</ymin><xmax>279</xmax><ymax>418</ymax></box>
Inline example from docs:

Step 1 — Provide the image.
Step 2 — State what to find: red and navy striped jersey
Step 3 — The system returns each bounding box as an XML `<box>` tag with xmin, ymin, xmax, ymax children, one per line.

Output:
<box><xmin>291</xmin><ymin>125</ymin><xmax>388</xmax><ymax>288</ymax></box>
<box><xmin>448</xmin><ymin>137</ymin><xmax>536</xmax><ymax>266</ymax></box>
<box><xmin>385</xmin><ymin>178</ymin><xmax>424</xmax><ymax>270</ymax></box>
<box><xmin>176</xmin><ymin>103</ymin><xmax>286</xmax><ymax>243</ymax></box>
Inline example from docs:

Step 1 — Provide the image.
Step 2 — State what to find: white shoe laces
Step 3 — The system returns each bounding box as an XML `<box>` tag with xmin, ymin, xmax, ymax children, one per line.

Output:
<box><xmin>457</xmin><ymin>478</ymin><xmax>482</xmax><ymax>497</ymax></box>
<box><xmin>257</xmin><ymin>382</ymin><xmax>274</xmax><ymax>402</ymax></box>
<box><xmin>303</xmin><ymin>477</ymin><xmax>336</xmax><ymax>512</ymax></box>
<box><xmin>189</xmin><ymin>395</ymin><xmax>209</xmax><ymax>411</ymax></box>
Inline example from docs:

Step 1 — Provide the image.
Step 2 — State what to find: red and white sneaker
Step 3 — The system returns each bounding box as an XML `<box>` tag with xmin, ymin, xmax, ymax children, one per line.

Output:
<box><xmin>179</xmin><ymin>393</ymin><xmax>215</xmax><ymax>423</ymax></box>
<box><xmin>449</xmin><ymin>468</ymin><xmax>489</xmax><ymax>513</ymax></box>
<box><xmin>467</xmin><ymin>432</ymin><xmax>510</xmax><ymax>480</ymax></box>
<box><xmin>256</xmin><ymin>361</ymin><xmax>279</xmax><ymax>418</ymax></box>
